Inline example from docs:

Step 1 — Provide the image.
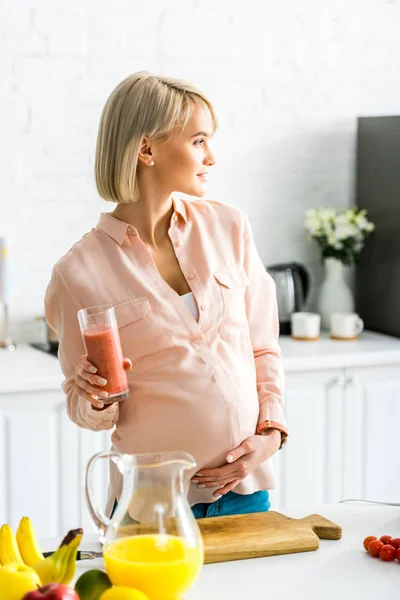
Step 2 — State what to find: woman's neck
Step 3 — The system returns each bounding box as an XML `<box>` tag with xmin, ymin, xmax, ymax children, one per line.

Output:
<box><xmin>111</xmin><ymin>193</ymin><xmax>174</xmax><ymax>249</ymax></box>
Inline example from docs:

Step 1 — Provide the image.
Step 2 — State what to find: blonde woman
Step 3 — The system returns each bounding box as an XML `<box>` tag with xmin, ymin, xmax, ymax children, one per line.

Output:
<box><xmin>45</xmin><ymin>71</ymin><xmax>288</xmax><ymax>520</ymax></box>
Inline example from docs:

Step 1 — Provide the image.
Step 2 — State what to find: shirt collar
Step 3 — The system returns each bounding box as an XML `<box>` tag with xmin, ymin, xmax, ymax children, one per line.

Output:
<box><xmin>96</xmin><ymin>212</ymin><xmax>131</xmax><ymax>245</ymax></box>
<box><xmin>172</xmin><ymin>194</ymin><xmax>188</xmax><ymax>223</ymax></box>
<box><xmin>96</xmin><ymin>194</ymin><xmax>188</xmax><ymax>245</ymax></box>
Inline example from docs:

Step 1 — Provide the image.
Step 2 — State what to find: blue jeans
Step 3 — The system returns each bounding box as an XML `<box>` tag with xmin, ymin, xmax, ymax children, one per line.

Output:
<box><xmin>191</xmin><ymin>490</ymin><xmax>270</xmax><ymax>518</ymax></box>
<box><xmin>110</xmin><ymin>490</ymin><xmax>270</xmax><ymax>520</ymax></box>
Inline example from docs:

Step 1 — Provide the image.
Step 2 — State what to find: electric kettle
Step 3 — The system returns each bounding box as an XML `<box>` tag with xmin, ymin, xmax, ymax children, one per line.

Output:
<box><xmin>267</xmin><ymin>262</ymin><xmax>310</xmax><ymax>335</ymax></box>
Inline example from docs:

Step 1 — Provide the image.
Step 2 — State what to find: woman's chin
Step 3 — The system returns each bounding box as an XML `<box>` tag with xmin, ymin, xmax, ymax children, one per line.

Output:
<box><xmin>193</xmin><ymin>182</ymin><xmax>208</xmax><ymax>197</ymax></box>
<box><xmin>176</xmin><ymin>180</ymin><xmax>208</xmax><ymax>198</ymax></box>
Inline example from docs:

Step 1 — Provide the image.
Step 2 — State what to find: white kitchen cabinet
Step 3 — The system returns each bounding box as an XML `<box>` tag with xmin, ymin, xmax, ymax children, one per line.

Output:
<box><xmin>343</xmin><ymin>365</ymin><xmax>400</xmax><ymax>503</ymax></box>
<box><xmin>0</xmin><ymin>386</ymin><xmax>111</xmax><ymax>538</ymax></box>
<box><xmin>269</xmin><ymin>368</ymin><xmax>344</xmax><ymax>511</ymax></box>
<box><xmin>271</xmin><ymin>360</ymin><xmax>400</xmax><ymax>512</ymax></box>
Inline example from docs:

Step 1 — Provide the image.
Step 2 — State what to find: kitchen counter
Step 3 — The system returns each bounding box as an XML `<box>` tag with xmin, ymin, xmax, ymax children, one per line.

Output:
<box><xmin>1</xmin><ymin>330</ymin><xmax>400</xmax><ymax>393</ymax></box>
<box><xmin>280</xmin><ymin>329</ymin><xmax>400</xmax><ymax>372</ymax></box>
<box><xmin>0</xmin><ymin>343</ymin><xmax>63</xmax><ymax>393</ymax></box>
<box><xmin>40</xmin><ymin>501</ymin><xmax>400</xmax><ymax>599</ymax></box>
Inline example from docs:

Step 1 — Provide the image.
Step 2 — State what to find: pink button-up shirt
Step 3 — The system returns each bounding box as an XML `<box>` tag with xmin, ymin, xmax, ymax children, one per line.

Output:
<box><xmin>45</xmin><ymin>195</ymin><xmax>287</xmax><ymax>512</ymax></box>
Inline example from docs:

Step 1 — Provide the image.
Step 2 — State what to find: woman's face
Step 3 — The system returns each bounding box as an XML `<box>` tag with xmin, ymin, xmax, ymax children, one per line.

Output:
<box><xmin>149</xmin><ymin>103</ymin><xmax>217</xmax><ymax>197</ymax></box>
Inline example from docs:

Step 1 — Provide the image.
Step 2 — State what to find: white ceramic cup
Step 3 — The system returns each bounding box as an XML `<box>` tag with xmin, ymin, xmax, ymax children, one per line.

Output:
<box><xmin>291</xmin><ymin>312</ymin><xmax>321</xmax><ymax>340</ymax></box>
<box><xmin>330</xmin><ymin>312</ymin><xmax>364</xmax><ymax>340</ymax></box>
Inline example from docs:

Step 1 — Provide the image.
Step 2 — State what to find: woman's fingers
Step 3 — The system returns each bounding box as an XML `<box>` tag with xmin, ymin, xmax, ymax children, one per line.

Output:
<box><xmin>193</xmin><ymin>478</ymin><xmax>236</xmax><ymax>488</ymax></box>
<box><xmin>123</xmin><ymin>357</ymin><xmax>132</xmax><ymax>371</ymax></box>
<box><xmin>76</xmin><ymin>354</ymin><xmax>130</xmax><ymax>409</ymax></box>
<box><xmin>76</xmin><ymin>364</ymin><xmax>107</xmax><ymax>387</ymax></box>
<box><xmin>79</xmin><ymin>355</ymin><xmax>97</xmax><ymax>374</ymax></box>
<box><xmin>76</xmin><ymin>374</ymin><xmax>108</xmax><ymax>397</ymax></box>
<box><xmin>213</xmin><ymin>479</ymin><xmax>241</xmax><ymax>498</ymax></box>
<box><xmin>76</xmin><ymin>386</ymin><xmax>104</xmax><ymax>408</ymax></box>
<box><xmin>192</xmin><ymin>461</ymin><xmax>248</xmax><ymax>485</ymax></box>
<box><xmin>75</xmin><ymin>355</ymin><xmax>109</xmax><ymax>408</ymax></box>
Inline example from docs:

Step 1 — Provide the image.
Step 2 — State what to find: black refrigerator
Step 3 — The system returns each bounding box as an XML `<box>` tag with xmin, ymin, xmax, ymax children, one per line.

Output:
<box><xmin>356</xmin><ymin>116</ymin><xmax>400</xmax><ymax>337</ymax></box>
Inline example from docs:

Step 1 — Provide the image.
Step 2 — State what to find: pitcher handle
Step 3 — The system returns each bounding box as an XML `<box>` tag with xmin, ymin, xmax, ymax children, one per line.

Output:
<box><xmin>85</xmin><ymin>450</ymin><xmax>122</xmax><ymax>542</ymax></box>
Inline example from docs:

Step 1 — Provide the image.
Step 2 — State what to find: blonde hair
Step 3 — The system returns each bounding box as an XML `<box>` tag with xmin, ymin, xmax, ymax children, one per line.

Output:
<box><xmin>95</xmin><ymin>71</ymin><xmax>218</xmax><ymax>204</ymax></box>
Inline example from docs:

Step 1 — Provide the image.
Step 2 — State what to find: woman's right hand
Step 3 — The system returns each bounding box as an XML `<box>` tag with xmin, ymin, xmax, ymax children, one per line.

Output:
<box><xmin>74</xmin><ymin>355</ymin><xmax>110</xmax><ymax>409</ymax></box>
<box><xmin>75</xmin><ymin>355</ymin><xmax>132</xmax><ymax>409</ymax></box>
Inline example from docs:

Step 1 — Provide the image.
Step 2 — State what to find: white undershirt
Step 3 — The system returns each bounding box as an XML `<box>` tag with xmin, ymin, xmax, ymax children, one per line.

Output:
<box><xmin>180</xmin><ymin>291</ymin><xmax>199</xmax><ymax>322</ymax></box>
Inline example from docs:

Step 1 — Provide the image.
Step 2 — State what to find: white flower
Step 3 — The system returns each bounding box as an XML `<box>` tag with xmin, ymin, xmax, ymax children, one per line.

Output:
<box><xmin>304</xmin><ymin>214</ymin><xmax>321</xmax><ymax>235</ymax></box>
<box><xmin>303</xmin><ymin>206</ymin><xmax>375</xmax><ymax>261</ymax></box>
<box><xmin>334</xmin><ymin>223</ymin><xmax>359</xmax><ymax>241</ymax></box>
<box><xmin>335</xmin><ymin>213</ymin><xmax>351</xmax><ymax>227</ymax></box>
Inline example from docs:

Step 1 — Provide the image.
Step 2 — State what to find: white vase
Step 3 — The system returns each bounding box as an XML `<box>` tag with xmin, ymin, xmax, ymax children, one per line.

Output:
<box><xmin>318</xmin><ymin>257</ymin><xmax>355</xmax><ymax>330</ymax></box>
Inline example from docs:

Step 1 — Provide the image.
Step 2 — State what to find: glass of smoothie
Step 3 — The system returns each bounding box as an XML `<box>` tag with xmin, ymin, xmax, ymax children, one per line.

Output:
<box><xmin>77</xmin><ymin>304</ymin><xmax>129</xmax><ymax>403</ymax></box>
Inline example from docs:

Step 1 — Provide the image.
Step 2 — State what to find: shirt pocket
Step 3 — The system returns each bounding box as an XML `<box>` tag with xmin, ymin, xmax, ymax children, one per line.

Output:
<box><xmin>213</xmin><ymin>267</ymin><xmax>250</xmax><ymax>340</ymax></box>
<box><xmin>114</xmin><ymin>296</ymin><xmax>176</xmax><ymax>374</ymax></box>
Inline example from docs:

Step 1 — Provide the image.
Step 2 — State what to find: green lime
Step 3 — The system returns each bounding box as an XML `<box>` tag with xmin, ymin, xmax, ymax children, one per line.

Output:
<box><xmin>74</xmin><ymin>569</ymin><xmax>112</xmax><ymax>600</ymax></box>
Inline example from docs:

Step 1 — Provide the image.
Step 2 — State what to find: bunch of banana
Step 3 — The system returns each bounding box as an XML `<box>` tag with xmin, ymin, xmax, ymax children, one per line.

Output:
<box><xmin>0</xmin><ymin>523</ymin><xmax>24</xmax><ymax>565</ymax></box>
<box><xmin>0</xmin><ymin>517</ymin><xmax>83</xmax><ymax>586</ymax></box>
<box><xmin>16</xmin><ymin>516</ymin><xmax>44</xmax><ymax>567</ymax></box>
<box><xmin>33</xmin><ymin>527</ymin><xmax>83</xmax><ymax>585</ymax></box>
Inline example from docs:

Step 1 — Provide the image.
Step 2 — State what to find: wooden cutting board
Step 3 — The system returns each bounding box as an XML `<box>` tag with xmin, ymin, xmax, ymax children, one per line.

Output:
<box><xmin>197</xmin><ymin>511</ymin><xmax>342</xmax><ymax>563</ymax></box>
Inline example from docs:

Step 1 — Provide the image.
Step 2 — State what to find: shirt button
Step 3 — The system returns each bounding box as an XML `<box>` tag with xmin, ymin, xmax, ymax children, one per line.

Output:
<box><xmin>175</xmin><ymin>241</ymin><xmax>181</xmax><ymax>248</ymax></box>
<box><xmin>201</xmin><ymin>304</ymin><xmax>207</xmax><ymax>311</ymax></box>
<box><xmin>187</xmin><ymin>273</ymin><xmax>195</xmax><ymax>280</ymax></box>
<box><xmin>173</xmin><ymin>214</ymin><xmax>178</xmax><ymax>222</ymax></box>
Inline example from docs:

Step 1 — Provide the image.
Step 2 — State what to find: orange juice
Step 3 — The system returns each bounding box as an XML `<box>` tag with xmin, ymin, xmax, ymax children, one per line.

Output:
<box><xmin>103</xmin><ymin>535</ymin><xmax>203</xmax><ymax>600</ymax></box>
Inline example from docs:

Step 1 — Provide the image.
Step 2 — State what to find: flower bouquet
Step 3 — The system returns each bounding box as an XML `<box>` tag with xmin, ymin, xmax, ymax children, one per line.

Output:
<box><xmin>304</xmin><ymin>207</ymin><xmax>375</xmax><ymax>330</ymax></box>
<box><xmin>304</xmin><ymin>207</ymin><xmax>375</xmax><ymax>266</ymax></box>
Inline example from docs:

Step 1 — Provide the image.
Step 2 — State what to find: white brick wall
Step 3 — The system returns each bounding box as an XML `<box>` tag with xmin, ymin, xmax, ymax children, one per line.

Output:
<box><xmin>1</xmin><ymin>0</ymin><xmax>400</xmax><ymax>342</ymax></box>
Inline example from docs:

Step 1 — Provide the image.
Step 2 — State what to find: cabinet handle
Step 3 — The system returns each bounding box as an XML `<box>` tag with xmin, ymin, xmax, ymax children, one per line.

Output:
<box><xmin>326</xmin><ymin>374</ymin><xmax>349</xmax><ymax>389</ymax></box>
<box><xmin>326</xmin><ymin>376</ymin><xmax>339</xmax><ymax>389</ymax></box>
<box><xmin>344</xmin><ymin>374</ymin><xmax>359</xmax><ymax>387</ymax></box>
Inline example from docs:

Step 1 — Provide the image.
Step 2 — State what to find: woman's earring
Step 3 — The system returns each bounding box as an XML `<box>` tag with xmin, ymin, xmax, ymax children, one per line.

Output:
<box><xmin>149</xmin><ymin>161</ymin><xmax>155</xmax><ymax>166</ymax></box>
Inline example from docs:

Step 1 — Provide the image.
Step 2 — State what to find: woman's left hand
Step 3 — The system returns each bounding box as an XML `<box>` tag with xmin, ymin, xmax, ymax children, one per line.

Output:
<box><xmin>191</xmin><ymin>430</ymin><xmax>281</xmax><ymax>498</ymax></box>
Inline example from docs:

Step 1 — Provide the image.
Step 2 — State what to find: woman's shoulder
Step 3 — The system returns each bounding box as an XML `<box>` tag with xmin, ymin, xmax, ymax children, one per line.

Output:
<box><xmin>51</xmin><ymin>228</ymin><xmax>98</xmax><ymax>280</ymax></box>
<box><xmin>183</xmin><ymin>196</ymin><xmax>246</xmax><ymax>227</ymax></box>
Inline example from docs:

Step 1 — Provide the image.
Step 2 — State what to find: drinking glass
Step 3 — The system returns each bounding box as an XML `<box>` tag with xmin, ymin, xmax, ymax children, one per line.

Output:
<box><xmin>77</xmin><ymin>304</ymin><xmax>129</xmax><ymax>402</ymax></box>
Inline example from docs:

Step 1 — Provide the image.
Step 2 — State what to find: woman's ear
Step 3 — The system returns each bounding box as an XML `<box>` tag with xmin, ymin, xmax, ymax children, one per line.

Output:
<box><xmin>138</xmin><ymin>136</ymin><xmax>153</xmax><ymax>166</ymax></box>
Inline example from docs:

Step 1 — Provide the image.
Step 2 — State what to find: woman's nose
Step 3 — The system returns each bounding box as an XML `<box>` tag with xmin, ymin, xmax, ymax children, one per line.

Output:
<box><xmin>205</xmin><ymin>151</ymin><xmax>216</xmax><ymax>167</ymax></box>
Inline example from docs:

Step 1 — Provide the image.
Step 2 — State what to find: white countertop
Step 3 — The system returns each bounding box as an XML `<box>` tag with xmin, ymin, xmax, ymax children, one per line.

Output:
<box><xmin>280</xmin><ymin>330</ymin><xmax>400</xmax><ymax>372</ymax></box>
<box><xmin>0</xmin><ymin>344</ymin><xmax>63</xmax><ymax>393</ymax></box>
<box><xmin>1</xmin><ymin>330</ymin><xmax>400</xmax><ymax>393</ymax></box>
<box><xmin>40</xmin><ymin>502</ymin><xmax>400</xmax><ymax>599</ymax></box>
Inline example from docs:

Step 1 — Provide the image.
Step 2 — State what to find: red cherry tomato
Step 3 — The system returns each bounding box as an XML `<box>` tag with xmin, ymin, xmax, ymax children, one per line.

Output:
<box><xmin>379</xmin><ymin>535</ymin><xmax>393</xmax><ymax>545</ymax></box>
<box><xmin>390</xmin><ymin>538</ymin><xmax>400</xmax><ymax>550</ymax></box>
<box><xmin>363</xmin><ymin>536</ymin><xmax>377</xmax><ymax>551</ymax></box>
<box><xmin>396</xmin><ymin>547</ymin><xmax>400</xmax><ymax>561</ymax></box>
<box><xmin>368</xmin><ymin>539</ymin><xmax>384</xmax><ymax>557</ymax></box>
<box><xmin>380</xmin><ymin>544</ymin><xmax>396</xmax><ymax>561</ymax></box>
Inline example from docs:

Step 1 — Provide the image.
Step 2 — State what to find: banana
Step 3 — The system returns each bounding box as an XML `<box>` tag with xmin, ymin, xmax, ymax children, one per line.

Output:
<box><xmin>0</xmin><ymin>524</ymin><xmax>24</xmax><ymax>565</ymax></box>
<box><xmin>34</xmin><ymin>527</ymin><xmax>83</xmax><ymax>585</ymax></box>
<box><xmin>16</xmin><ymin>516</ymin><xmax>44</xmax><ymax>567</ymax></box>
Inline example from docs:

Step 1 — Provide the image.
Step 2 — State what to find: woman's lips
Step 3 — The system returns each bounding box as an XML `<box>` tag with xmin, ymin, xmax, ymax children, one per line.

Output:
<box><xmin>197</xmin><ymin>174</ymin><xmax>208</xmax><ymax>181</ymax></box>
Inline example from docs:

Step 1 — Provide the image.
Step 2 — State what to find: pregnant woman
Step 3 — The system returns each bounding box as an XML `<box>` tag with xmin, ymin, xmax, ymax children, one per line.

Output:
<box><xmin>45</xmin><ymin>71</ymin><xmax>288</xmax><ymax>520</ymax></box>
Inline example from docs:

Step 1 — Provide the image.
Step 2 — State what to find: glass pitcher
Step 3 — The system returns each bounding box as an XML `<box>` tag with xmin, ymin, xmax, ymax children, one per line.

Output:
<box><xmin>85</xmin><ymin>450</ymin><xmax>204</xmax><ymax>600</ymax></box>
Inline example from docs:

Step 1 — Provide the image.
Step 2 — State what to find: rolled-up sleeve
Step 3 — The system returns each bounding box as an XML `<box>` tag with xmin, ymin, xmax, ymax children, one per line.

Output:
<box><xmin>241</xmin><ymin>211</ymin><xmax>288</xmax><ymax>435</ymax></box>
<box><xmin>44</xmin><ymin>266</ymin><xmax>119</xmax><ymax>431</ymax></box>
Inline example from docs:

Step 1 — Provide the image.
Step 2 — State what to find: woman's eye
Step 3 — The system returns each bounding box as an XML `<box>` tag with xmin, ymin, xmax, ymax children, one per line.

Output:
<box><xmin>194</xmin><ymin>139</ymin><xmax>205</xmax><ymax>146</ymax></box>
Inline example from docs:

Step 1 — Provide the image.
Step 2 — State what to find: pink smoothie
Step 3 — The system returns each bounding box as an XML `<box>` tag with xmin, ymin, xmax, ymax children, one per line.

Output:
<box><xmin>83</xmin><ymin>325</ymin><xmax>128</xmax><ymax>400</ymax></box>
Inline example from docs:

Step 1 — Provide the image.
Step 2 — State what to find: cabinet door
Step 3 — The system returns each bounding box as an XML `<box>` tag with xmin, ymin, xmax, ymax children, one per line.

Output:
<box><xmin>270</xmin><ymin>368</ymin><xmax>344</xmax><ymax>512</ymax></box>
<box><xmin>343</xmin><ymin>364</ymin><xmax>400</xmax><ymax>503</ymax></box>
<box><xmin>0</xmin><ymin>391</ymin><xmax>111</xmax><ymax>538</ymax></box>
